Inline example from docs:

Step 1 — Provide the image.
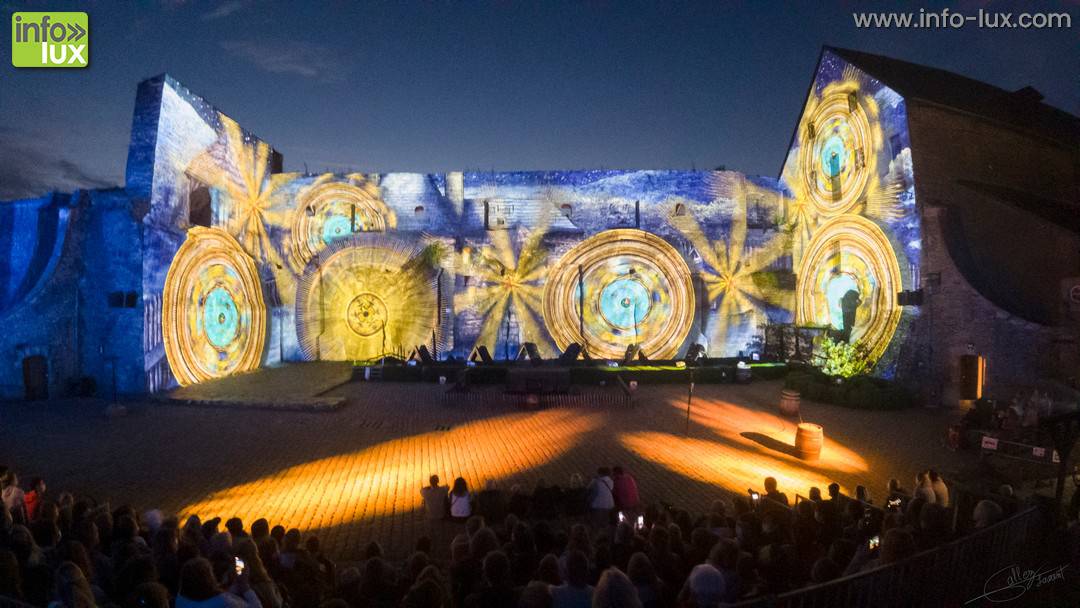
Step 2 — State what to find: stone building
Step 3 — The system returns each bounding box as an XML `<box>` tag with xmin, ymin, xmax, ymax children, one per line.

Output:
<box><xmin>0</xmin><ymin>46</ymin><xmax>1074</xmax><ymax>405</ymax></box>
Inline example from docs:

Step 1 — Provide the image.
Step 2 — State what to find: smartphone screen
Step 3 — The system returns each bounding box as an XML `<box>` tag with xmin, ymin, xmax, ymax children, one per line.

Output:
<box><xmin>234</xmin><ymin>557</ymin><xmax>245</xmax><ymax>576</ymax></box>
<box><xmin>868</xmin><ymin>535</ymin><xmax>880</xmax><ymax>550</ymax></box>
<box><xmin>618</xmin><ymin>511</ymin><xmax>625</xmax><ymax>523</ymax></box>
<box><xmin>636</xmin><ymin>515</ymin><xmax>644</xmax><ymax>530</ymax></box>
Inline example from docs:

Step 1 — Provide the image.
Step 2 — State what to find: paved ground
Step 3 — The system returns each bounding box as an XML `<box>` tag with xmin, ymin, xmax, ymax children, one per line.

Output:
<box><xmin>1</xmin><ymin>372</ymin><xmax>975</xmax><ymax>560</ymax></box>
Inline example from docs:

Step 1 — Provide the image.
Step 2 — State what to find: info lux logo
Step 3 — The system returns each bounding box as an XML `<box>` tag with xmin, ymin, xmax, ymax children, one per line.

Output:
<box><xmin>11</xmin><ymin>12</ymin><xmax>88</xmax><ymax>67</ymax></box>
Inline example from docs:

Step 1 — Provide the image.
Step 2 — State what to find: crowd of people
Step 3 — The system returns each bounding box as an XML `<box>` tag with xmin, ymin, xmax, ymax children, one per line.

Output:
<box><xmin>0</xmin><ymin>461</ymin><xmax>1050</xmax><ymax>608</ymax></box>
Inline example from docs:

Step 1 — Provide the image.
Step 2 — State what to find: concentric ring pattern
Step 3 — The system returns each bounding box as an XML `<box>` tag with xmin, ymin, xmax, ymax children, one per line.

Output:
<box><xmin>162</xmin><ymin>227</ymin><xmax>267</xmax><ymax>385</ymax></box>
<box><xmin>796</xmin><ymin>215</ymin><xmax>902</xmax><ymax>362</ymax></box>
<box><xmin>543</xmin><ymin>229</ymin><xmax>695</xmax><ymax>360</ymax></box>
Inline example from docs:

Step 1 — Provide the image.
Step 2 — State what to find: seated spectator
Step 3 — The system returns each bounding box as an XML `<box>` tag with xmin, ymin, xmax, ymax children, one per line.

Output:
<box><xmin>518</xmin><ymin>580</ymin><xmax>553</xmax><ymax>608</ymax></box>
<box><xmin>587</xmin><ymin>469</ymin><xmax>616</xmax><ymax>529</ymax></box>
<box><xmin>2</xmin><ymin>470</ymin><xmax>26</xmax><ymax>524</ymax></box>
<box><xmin>808</xmin><ymin>487</ymin><xmax>823</xmax><ymax>502</ymax></box>
<box><xmin>24</xmin><ymin>477</ymin><xmax>46</xmax><ymax>522</ymax></box>
<box><xmin>129</xmin><ymin>582</ymin><xmax>172</xmax><ymax>608</ymax></box>
<box><xmin>678</xmin><ymin>559</ymin><xmax>725</xmax><ymax>608</ymax></box>
<box><xmin>626</xmin><ymin>553</ymin><xmax>663</xmax><ymax>608</ymax></box>
<box><xmin>914</xmin><ymin>471</ymin><xmax>937</xmax><ymax>504</ymax></box>
<box><xmin>593</xmin><ymin>567</ymin><xmax>642</xmax><ymax>608</ymax></box>
<box><xmin>855</xmin><ymin>485</ymin><xmax>871</xmax><ymax>505</ymax></box>
<box><xmin>508</xmin><ymin>484</ymin><xmax>532</xmax><ymax>519</ymax></box>
<box><xmin>810</xmin><ymin>557</ymin><xmax>841</xmax><ymax>583</ymax></box>
<box><xmin>879</xmin><ymin>528</ymin><xmax>916</xmax><ymax>565</ymax></box>
<box><xmin>885</xmin><ymin>478</ymin><xmax>907</xmax><ymax>501</ymax></box>
<box><xmin>827</xmin><ymin>483</ymin><xmax>842</xmax><ymax>506</ymax></box>
<box><xmin>928</xmin><ymin>470</ymin><xmax>950</xmax><ymax>508</ymax></box>
<box><xmin>420</xmin><ymin>475</ymin><xmax>449</xmax><ymax>521</ymax></box>
<box><xmin>476</xmin><ymin>480</ymin><xmax>507</xmax><ymax>524</ymax></box>
<box><xmin>449</xmin><ymin>477</ymin><xmax>473</xmax><ymax>521</ymax></box>
<box><xmin>612</xmin><ymin>466</ymin><xmax>640</xmax><ymax>515</ymax></box>
<box><xmin>54</xmin><ymin>560</ymin><xmax>95</xmax><ymax>608</ymax></box>
<box><xmin>225</xmin><ymin>518</ymin><xmax>246</xmax><ymax>540</ymax></box>
<box><xmin>176</xmin><ymin>557</ymin><xmax>260</xmax><ymax>608</ymax></box>
<box><xmin>250</xmin><ymin>519</ymin><xmax>270</xmax><ymax>542</ymax></box>
<box><xmin>358</xmin><ymin>557</ymin><xmax>399</xmax><ymax>607</ymax></box>
<box><xmin>916</xmin><ymin>503</ymin><xmax>951</xmax><ymax>550</ymax></box>
<box><xmin>710</xmin><ymin>539</ymin><xmax>742</xmax><ymax>604</ymax></box>
<box><xmin>535</xmin><ymin>553</ymin><xmax>562</xmax><ymax>586</ymax></box>
<box><xmin>278</xmin><ymin>529</ymin><xmax>321</xmax><ymax>607</ymax></box>
<box><xmin>402</xmin><ymin>577</ymin><xmax>447</xmax><ymax>608</ymax></box>
<box><xmin>508</xmin><ymin>521</ymin><xmax>538</xmax><ymax>586</ymax></box>
<box><xmin>562</xmin><ymin>475</ymin><xmax>587</xmax><ymax>519</ymax></box>
<box><xmin>552</xmin><ymin>549</ymin><xmax>593</xmax><ymax>608</ymax></box>
<box><xmin>973</xmin><ymin>499</ymin><xmax>1004</xmax><ymax>529</ymax></box>
<box><xmin>763</xmin><ymin>477</ymin><xmax>789</xmax><ymax>508</ymax></box>
<box><xmin>464</xmin><ymin>550</ymin><xmax>517</xmax><ymax>607</ymax></box>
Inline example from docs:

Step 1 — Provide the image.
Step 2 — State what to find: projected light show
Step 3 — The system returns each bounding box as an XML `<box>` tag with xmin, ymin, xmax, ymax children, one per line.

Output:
<box><xmin>294</xmin><ymin>235</ymin><xmax>440</xmax><ymax>361</ymax></box>
<box><xmin>161</xmin><ymin>227</ymin><xmax>266</xmax><ymax>385</ymax></box>
<box><xmin>544</xmin><ymin>229</ymin><xmax>695</xmax><ymax>361</ymax></box>
<box><xmin>137</xmin><ymin>48</ymin><xmax>920</xmax><ymax>390</ymax></box>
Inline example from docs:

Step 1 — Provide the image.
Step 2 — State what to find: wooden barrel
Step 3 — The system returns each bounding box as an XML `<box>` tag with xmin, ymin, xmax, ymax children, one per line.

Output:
<box><xmin>779</xmin><ymin>389</ymin><xmax>801</xmax><ymax>417</ymax></box>
<box><xmin>795</xmin><ymin>422</ymin><xmax>823</xmax><ymax>460</ymax></box>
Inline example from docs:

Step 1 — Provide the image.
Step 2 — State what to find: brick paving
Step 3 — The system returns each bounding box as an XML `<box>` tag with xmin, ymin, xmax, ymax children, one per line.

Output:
<box><xmin>0</xmin><ymin>370</ymin><xmax>972</xmax><ymax>560</ymax></box>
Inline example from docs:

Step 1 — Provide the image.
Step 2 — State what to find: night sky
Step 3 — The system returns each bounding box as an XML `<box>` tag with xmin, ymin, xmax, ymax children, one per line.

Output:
<box><xmin>0</xmin><ymin>0</ymin><xmax>1076</xmax><ymax>199</ymax></box>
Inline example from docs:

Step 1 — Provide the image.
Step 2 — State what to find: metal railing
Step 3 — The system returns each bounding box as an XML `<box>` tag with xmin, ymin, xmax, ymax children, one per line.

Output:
<box><xmin>732</xmin><ymin>506</ymin><xmax>1042</xmax><ymax>608</ymax></box>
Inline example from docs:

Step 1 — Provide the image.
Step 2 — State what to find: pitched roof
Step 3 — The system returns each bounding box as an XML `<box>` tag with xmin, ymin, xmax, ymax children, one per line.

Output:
<box><xmin>825</xmin><ymin>46</ymin><xmax>1080</xmax><ymax>146</ymax></box>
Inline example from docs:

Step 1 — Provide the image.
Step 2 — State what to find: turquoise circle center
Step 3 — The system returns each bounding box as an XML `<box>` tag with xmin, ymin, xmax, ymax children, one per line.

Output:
<box><xmin>820</xmin><ymin>134</ymin><xmax>847</xmax><ymax>178</ymax></box>
<box><xmin>599</xmin><ymin>277</ymin><xmax>650</xmax><ymax>330</ymax></box>
<box><xmin>825</xmin><ymin>273</ymin><xmax>859</xmax><ymax>331</ymax></box>
<box><xmin>203</xmin><ymin>286</ymin><xmax>240</xmax><ymax>348</ymax></box>
<box><xmin>321</xmin><ymin>215</ymin><xmax>352</xmax><ymax>245</ymax></box>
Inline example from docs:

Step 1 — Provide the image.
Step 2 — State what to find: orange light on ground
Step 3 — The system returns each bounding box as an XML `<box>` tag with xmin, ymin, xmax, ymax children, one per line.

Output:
<box><xmin>667</xmin><ymin>395</ymin><xmax>869</xmax><ymax>475</ymax></box>
<box><xmin>620</xmin><ymin>432</ymin><xmax>854</xmax><ymax>498</ymax></box>
<box><xmin>180</xmin><ymin>409</ymin><xmax>601</xmax><ymax>530</ymax></box>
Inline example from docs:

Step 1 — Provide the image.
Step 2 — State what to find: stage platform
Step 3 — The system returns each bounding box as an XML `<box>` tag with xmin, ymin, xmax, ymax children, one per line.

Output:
<box><xmin>153</xmin><ymin>360</ymin><xmax>789</xmax><ymax>412</ymax></box>
<box><xmin>161</xmin><ymin>362</ymin><xmax>353</xmax><ymax>410</ymax></box>
<box><xmin>2</xmin><ymin>379</ymin><xmax>971</xmax><ymax>562</ymax></box>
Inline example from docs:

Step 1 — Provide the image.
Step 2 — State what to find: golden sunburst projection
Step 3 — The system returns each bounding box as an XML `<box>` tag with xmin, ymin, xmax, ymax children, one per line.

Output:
<box><xmin>162</xmin><ymin>227</ymin><xmax>266</xmax><ymax>386</ymax></box>
<box><xmin>289</xmin><ymin>175</ymin><xmax>396</xmax><ymax>272</ymax></box>
<box><xmin>180</xmin><ymin>408</ymin><xmax>601</xmax><ymax>530</ymax></box>
<box><xmin>186</xmin><ymin>115</ymin><xmax>293</xmax><ymax>270</ymax></box>
<box><xmin>543</xmin><ymin>229</ymin><xmax>694</xmax><ymax>360</ymax></box>
<box><xmin>669</xmin><ymin>175</ymin><xmax>793</xmax><ymax>352</ymax></box>
<box><xmin>295</xmin><ymin>235</ymin><xmax>439</xmax><ymax>361</ymax></box>
<box><xmin>796</xmin><ymin>215</ymin><xmax>902</xmax><ymax>362</ymax></box>
<box><xmin>455</xmin><ymin>216</ymin><xmax>553</xmax><ymax>356</ymax></box>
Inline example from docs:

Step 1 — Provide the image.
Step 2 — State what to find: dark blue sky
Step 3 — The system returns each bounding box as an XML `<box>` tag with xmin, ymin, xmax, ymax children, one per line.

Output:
<box><xmin>1</xmin><ymin>0</ymin><xmax>1076</xmax><ymax>199</ymax></box>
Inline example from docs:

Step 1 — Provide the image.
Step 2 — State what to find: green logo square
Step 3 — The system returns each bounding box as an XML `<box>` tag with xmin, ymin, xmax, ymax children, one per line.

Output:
<box><xmin>11</xmin><ymin>12</ymin><xmax>88</xmax><ymax>68</ymax></box>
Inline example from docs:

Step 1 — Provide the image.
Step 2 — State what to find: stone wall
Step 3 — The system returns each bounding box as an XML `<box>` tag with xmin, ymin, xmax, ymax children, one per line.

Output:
<box><xmin>907</xmin><ymin>100</ymin><xmax>1079</xmax><ymax>403</ymax></box>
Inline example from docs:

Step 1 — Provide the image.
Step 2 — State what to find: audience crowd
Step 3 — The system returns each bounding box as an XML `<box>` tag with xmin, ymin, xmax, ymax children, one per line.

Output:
<box><xmin>0</xmin><ymin>461</ymin><xmax>1054</xmax><ymax>608</ymax></box>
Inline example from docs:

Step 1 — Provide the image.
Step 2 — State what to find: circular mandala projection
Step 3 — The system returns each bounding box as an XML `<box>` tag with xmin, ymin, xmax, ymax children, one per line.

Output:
<box><xmin>796</xmin><ymin>215</ymin><xmax>902</xmax><ymax>362</ymax></box>
<box><xmin>162</xmin><ymin>227</ymin><xmax>266</xmax><ymax>386</ymax></box>
<box><xmin>289</xmin><ymin>179</ymin><xmax>395</xmax><ymax>271</ymax></box>
<box><xmin>798</xmin><ymin>90</ymin><xmax>875</xmax><ymax>217</ymax></box>
<box><xmin>295</xmin><ymin>235</ymin><xmax>437</xmax><ymax>361</ymax></box>
<box><xmin>543</xmin><ymin>229</ymin><xmax>695</xmax><ymax>360</ymax></box>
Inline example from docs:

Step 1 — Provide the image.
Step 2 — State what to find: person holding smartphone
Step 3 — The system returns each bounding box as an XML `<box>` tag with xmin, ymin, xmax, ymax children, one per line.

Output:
<box><xmin>176</xmin><ymin>557</ymin><xmax>262</xmax><ymax>608</ymax></box>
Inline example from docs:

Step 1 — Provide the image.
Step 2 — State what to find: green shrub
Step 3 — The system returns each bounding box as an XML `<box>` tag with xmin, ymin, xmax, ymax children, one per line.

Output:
<box><xmin>815</xmin><ymin>337</ymin><xmax>875</xmax><ymax>378</ymax></box>
<box><xmin>781</xmin><ymin>367</ymin><xmax>917</xmax><ymax>409</ymax></box>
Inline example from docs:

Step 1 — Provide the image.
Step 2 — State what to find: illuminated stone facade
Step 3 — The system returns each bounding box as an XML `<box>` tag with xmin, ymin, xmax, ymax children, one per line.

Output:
<box><xmin>1</xmin><ymin>47</ymin><xmax>1074</xmax><ymax>404</ymax></box>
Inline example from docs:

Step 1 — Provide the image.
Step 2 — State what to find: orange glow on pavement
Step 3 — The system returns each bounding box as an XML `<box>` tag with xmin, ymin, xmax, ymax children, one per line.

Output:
<box><xmin>181</xmin><ymin>409</ymin><xmax>601</xmax><ymax>530</ymax></box>
<box><xmin>620</xmin><ymin>432</ymin><xmax>854</xmax><ymax>498</ymax></box>
<box><xmin>670</xmin><ymin>395</ymin><xmax>869</xmax><ymax>475</ymax></box>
